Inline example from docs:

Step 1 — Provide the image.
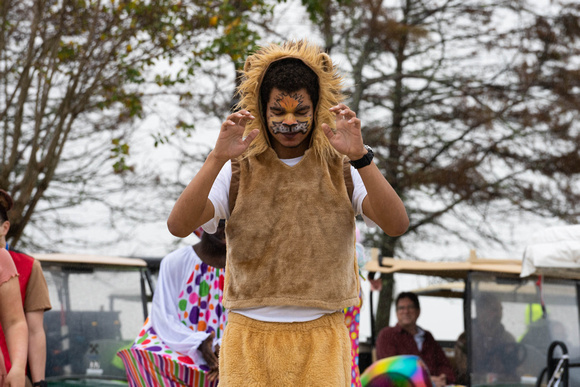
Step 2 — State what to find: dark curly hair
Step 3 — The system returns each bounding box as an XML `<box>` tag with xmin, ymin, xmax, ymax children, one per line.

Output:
<box><xmin>0</xmin><ymin>189</ymin><xmax>13</xmax><ymax>222</ymax></box>
<box><xmin>260</xmin><ymin>58</ymin><xmax>320</xmax><ymax>119</ymax></box>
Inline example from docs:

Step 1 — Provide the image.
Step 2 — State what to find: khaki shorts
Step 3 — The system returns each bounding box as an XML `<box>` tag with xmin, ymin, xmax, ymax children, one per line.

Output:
<box><xmin>218</xmin><ymin>312</ymin><xmax>351</xmax><ymax>387</ymax></box>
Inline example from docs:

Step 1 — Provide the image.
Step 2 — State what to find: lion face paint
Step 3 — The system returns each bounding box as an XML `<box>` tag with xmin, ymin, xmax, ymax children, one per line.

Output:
<box><xmin>266</xmin><ymin>88</ymin><xmax>314</xmax><ymax>157</ymax></box>
<box><xmin>267</xmin><ymin>88</ymin><xmax>313</xmax><ymax>134</ymax></box>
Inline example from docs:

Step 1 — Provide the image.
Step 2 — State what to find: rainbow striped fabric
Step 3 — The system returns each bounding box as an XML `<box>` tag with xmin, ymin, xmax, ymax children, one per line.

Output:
<box><xmin>117</xmin><ymin>348</ymin><xmax>218</xmax><ymax>387</ymax></box>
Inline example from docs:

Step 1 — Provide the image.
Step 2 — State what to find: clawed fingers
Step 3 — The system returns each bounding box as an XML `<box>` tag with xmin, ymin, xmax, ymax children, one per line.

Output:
<box><xmin>345</xmin><ymin>116</ymin><xmax>361</xmax><ymax>127</ymax></box>
<box><xmin>330</xmin><ymin>104</ymin><xmax>357</xmax><ymax>122</ymax></box>
<box><xmin>228</xmin><ymin>110</ymin><xmax>255</xmax><ymax>127</ymax></box>
<box><xmin>329</xmin><ymin>103</ymin><xmax>350</xmax><ymax>112</ymax></box>
<box><xmin>221</xmin><ymin>120</ymin><xmax>235</xmax><ymax>130</ymax></box>
<box><xmin>221</xmin><ymin>110</ymin><xmax>255</xmax><ymax>134</ymax></box>
<box><xmin>214</xmin><ymin>111</ymin><xmax>259</xmax><ymax>160</ymax></box>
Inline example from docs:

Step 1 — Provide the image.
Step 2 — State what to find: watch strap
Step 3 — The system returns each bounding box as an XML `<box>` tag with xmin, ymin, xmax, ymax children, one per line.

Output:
<box><xmin>349</xmin><ymin>146</ymin><xmax>374</xmax><ymax>169</ymax></box>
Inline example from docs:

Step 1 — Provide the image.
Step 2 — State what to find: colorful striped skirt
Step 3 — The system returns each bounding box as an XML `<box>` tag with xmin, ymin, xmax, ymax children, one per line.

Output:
<box><xmin>117</xmin><ymin>348</ymin><xmax>218</xmax><ymax>387</ymax></box>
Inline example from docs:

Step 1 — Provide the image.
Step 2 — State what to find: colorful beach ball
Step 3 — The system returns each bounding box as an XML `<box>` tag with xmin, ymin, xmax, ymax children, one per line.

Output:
<box><xmin>360</xmin><ymin>355</ymin><xmax>433</xmax><ymax>387</ymax></box>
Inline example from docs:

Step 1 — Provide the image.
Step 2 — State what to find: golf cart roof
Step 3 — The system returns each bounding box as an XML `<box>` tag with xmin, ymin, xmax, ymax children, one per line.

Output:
<box><xmin>521</xmin><ymin>225</ymin><xmax>580</xmax><ymax>278</ymax></box>
<box><xmin>34</xmin><ymin>253</ymin><xmax>148</xmax><ymax>268</ymax></box>
<box><xmin>407</xmin><ymin>282</ymin><xmax>465</xmax><ymax>298</ymax></box>
<box><xmin>365</xmin><ymin>224</ymin><xmax>580</xmax><ymax>282</ymax></box>
<box><xmin>364</xmin><ymin>249</ymin><xmax>523</xmax><ymax>280</ymax></box>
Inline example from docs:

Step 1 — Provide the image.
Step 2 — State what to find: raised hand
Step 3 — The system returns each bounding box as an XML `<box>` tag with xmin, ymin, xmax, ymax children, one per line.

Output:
<box><xmin>321</xmin><ymin>104</ymin><xmax>366</xmax><ymax>161</ymax></box>
<box><xmin>212</xmin><ymin>110</ymin><xmax>258</xmax><ymax>162</ymax></box>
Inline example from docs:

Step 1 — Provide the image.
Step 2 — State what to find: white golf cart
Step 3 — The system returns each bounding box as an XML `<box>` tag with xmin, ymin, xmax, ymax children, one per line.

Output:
<box><xmin>35</xmin><ymin>253</ymin><xmax>155</xmax><ymax>386</ymax></box>
<box><xmin>363</xmin><ymin>225</ymin><xmax>580</xmax><ymax>386</ymax></box>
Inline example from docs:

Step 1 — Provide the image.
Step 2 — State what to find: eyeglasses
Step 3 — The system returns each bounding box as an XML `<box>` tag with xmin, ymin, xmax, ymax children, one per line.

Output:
<box><xmin>396</xmin><ymin>305</ymin><xmax>417</xmax><ymax>312</ymax></box>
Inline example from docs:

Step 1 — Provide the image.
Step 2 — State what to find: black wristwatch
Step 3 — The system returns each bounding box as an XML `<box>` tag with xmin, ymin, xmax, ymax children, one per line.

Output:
<box><xmin>33</xmin><ymin>381</ymin><xmax>48</xmax><ymax>387</ymax></box>
<box><xmin>349</xmin><ymin>145</ymin><xmax>374</xmax><ymax>169</ymax></box>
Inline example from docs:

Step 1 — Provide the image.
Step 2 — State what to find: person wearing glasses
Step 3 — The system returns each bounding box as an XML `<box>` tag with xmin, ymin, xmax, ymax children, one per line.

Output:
<box><xmin>376</xmin><ymin>292</ymin><xmax>455</xmax><ymax>387</ymax></box>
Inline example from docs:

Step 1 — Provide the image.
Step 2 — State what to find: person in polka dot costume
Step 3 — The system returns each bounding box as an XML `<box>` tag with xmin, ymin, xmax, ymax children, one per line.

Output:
<box><xmin>343</xmin><ymin>229</ymin><xmax>369</xmax><ymax>387</ymax></box>
<box><xmin>344</xmin><ymin>295</ymin><xmax>362</xmax><ymax>387</ymax></box>
<box><xmin>119</xmin><ymin>220</ymin><xmax>227</xmax><ymax>385</ymax></box>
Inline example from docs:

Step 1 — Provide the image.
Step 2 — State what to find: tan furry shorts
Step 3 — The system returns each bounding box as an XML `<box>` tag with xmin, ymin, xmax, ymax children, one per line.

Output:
<box><xmin>218</xmin><ymin>311</ymin><xmax>351</xmax><ymax>387</ymax></box>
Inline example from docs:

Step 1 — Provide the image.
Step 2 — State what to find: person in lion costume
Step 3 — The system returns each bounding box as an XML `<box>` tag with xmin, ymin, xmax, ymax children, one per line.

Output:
<box><xmin>168</xmin><ymin>39</ymin><xmax>408</xmax><ymax>386</ymax></box>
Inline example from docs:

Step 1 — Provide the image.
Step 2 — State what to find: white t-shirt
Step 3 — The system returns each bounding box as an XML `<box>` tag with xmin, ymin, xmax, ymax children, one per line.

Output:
<box><xmin>202</xmin><ymin>155</ymin><xmax>376</xmax><ymax>322</ymax></box>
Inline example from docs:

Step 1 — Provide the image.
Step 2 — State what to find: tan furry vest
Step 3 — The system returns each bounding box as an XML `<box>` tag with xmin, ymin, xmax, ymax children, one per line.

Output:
<box><xmin>223</xmin><ymin>148</ymin><xmax>360</xmax><ymax>310</ymax></box>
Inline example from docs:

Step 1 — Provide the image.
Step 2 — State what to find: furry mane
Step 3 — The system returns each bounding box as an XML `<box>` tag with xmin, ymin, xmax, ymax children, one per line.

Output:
<box><xmin>235</xmin><ymin>40</ymin><xmax>345</xmax><ymax>161</ymax></box>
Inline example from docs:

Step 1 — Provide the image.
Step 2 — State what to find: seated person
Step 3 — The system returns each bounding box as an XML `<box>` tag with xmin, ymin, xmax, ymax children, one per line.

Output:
<box><xmin>519</xmin><ymin>303</ymin><xmax>566</xmax><ymax>352</ymax></box>
<box><xmin>376</xmin><ymin>292</ymin><xmax>455</xmax><ymax>387</ymax></box>
<box><xmin>455</xmin><ymin>293</ymin><xmax>521</xmax><ymax>384</ymax></box>
<box><xmin>117</xmin><ymin>221</ymin><xmax>227</xmax><ymax>386</ymax></box>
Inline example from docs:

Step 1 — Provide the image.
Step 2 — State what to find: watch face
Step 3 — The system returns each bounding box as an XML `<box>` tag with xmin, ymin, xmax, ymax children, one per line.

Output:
<box><xmin>364</xmin><ymin>145</ymin><xmax>373</xmax><ymax>157</ymax></box>
<box><xmin>350</xmin><ymin>145</ymin><xmax>374</xmax><ymax>168</ymax></box>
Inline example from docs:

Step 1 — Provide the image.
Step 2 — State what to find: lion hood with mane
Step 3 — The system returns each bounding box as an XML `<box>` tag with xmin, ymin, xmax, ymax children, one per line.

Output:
<box><xmin>236</xmin><ymin>40</ymin><xmax>345</xmax><ymax>161</ymax></box>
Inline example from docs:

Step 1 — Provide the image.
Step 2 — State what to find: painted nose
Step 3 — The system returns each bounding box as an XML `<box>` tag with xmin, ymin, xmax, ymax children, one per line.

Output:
<box><xmin>282</xmin><ymin>114</ymin><xmax>297</xmax><ymax>126</ymax></box>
